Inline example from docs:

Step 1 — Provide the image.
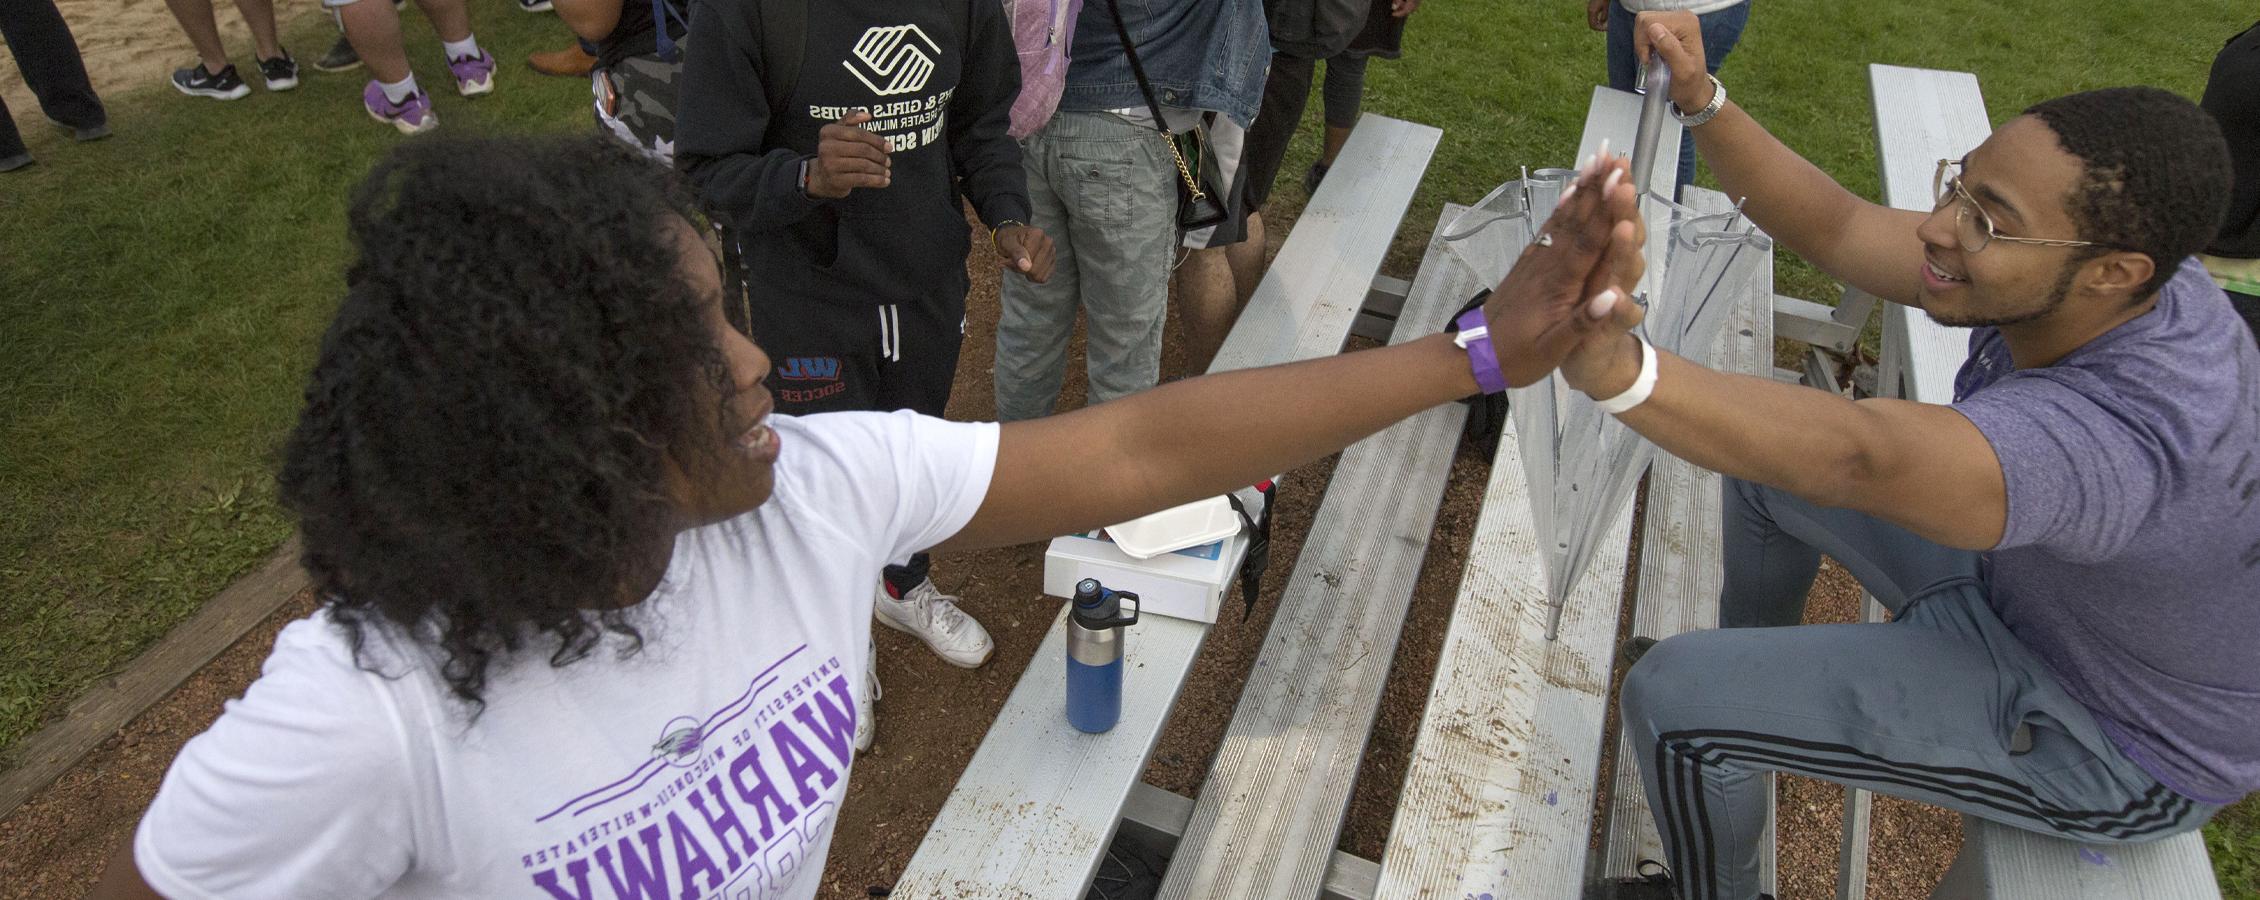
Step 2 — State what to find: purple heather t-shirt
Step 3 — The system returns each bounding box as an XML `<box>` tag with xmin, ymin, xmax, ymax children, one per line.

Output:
<box><xmin>1952</xmin><ymin>259</ymin><xmax>2260</xmax><ymax>804</ymax></box>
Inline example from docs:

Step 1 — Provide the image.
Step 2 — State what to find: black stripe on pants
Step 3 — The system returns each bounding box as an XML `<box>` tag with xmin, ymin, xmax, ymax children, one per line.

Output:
<box><xmin>1653</xmin><ymin>728</ymin><xmax>2200</xmax><ymax>900</ymax></box>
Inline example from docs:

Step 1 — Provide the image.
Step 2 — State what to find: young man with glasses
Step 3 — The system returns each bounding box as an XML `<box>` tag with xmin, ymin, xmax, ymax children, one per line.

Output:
<box><xmin>1580</xmin><ymin>12</ymin><xmax>2257</xmax><ymax>899</ymax></box>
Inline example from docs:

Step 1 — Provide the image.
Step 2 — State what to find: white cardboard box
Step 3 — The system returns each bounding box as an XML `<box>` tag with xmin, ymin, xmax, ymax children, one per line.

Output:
<box><xmin>1043</xmin><ymin>529</ymin><xmax>1249</xmax><ymax>624</ymax></box>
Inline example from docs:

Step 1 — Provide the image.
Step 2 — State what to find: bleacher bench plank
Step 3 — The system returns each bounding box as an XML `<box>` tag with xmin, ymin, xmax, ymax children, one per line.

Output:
<box><xmin>1868</xmin><ymin>64</ymin><xmax>1986</xmax><ymax>405</ymax></box>
<box><xmin>1371</xmin><ymin>412</ymin><xmax>1638</xmax><ymax>900</ymax></box>
<box><xmin>1374</xmin><ymin>93</ymin><xmax>1681</xmax><ymax>898</ymax></box>
<box><xmin>893</xmin><ymin>113</ymin><xmax>1438</xmax><ymax>900</ymax></box>
<box><xmin>1372</xmin><ymin>197</ymin><xmax>1635</xmax><ymax>898</ymax></box>
<box><xmin>1156</xmin><ymin>205</ymin><xmax>1474</xmax><ymax>900</ymax></box>
<box><xmin>1598</xmin><ymin>186</ymin><xmax>1778</xmax><ymax>888</ymax></box>
<box><xmin>1931</xmin><ymin>815</ymin><xmax>2221</xmax><ymax>900</ymax></box>
<box><xmin>1210</xmin><ymin>115</ymin><xmax>1443</xmax><ymax>376</ymax></box>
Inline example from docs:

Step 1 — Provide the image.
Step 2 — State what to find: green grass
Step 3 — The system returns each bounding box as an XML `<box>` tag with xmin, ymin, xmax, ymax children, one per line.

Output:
<box><xmin>2208</xmin><ymin>798</ymin><xmax>2260</xmax><ymax>897</ymax></box>
<box><xmin>2</xmin><ymin>0</ymin><xmax>2254</xmax><ymax>884</ymax></box>
<box><xmin>0</xmin><ymin>5</ymin><xmax>588</xmax><ymax>752</ymax></box>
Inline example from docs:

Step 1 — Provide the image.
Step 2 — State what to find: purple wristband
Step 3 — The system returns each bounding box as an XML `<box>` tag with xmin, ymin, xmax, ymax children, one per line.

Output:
<box><xmin>1453</xmin><ymin>307</ymin><xmax>1508</xmax><ymax>395</ymax></box>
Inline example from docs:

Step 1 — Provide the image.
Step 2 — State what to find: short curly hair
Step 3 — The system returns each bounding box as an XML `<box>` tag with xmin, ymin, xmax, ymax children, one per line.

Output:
<box><xmin>279</xmin><ymin>134</ymin><xmax>735</xmax><ymax>709</ymax></box>
<box><xmin>2024</xmin><ymin>87</ymin><xmax>2233</xmax><ymax>295</ymax></box>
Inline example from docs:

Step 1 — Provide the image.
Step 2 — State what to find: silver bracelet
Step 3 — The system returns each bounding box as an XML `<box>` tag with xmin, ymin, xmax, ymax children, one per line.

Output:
<box><xmin>1670</xmin><ymin>74</ymin><xmax>1727</xmax><ymax>128</ymax></box>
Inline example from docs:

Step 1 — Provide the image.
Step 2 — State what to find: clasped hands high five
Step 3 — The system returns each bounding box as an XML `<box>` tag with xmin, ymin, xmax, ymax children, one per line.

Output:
<box><xmin>1477</xmin><ymin>150</ymin><xmax>1651</xmax><ymax>396</ymax></box>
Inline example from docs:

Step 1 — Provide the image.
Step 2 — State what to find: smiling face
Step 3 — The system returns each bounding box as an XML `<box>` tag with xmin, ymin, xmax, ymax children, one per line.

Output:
<box><xmin>664</xmin><ymin>220</ymin><xmax>781</xmax><ymax>525</ymax></box>
<box><xmin>1913</xmin><ymin>116</ymin><xmax>2110</xmax><ymax>329</ymax></box>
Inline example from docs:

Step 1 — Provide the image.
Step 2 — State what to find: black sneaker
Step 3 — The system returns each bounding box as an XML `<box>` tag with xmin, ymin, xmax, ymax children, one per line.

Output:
<box><xmin>258</xmin><ymin>52</ymin><xmax>300</xmax><ymax>91</ymax></box>
<box><xmin>171</xmin><ymin>63</ymin><xmax>250</xmax><ymax>100</ymax></box>
<box><xmin>1587</xmin><ymin>861</ymin><xmax>1776</xmax><ymax>900</ymax></box>
<box><xmin>314</xmin><ymin>34</ymin><xmax>361</xmax><ymax>72</ymax></box>
<box><xmin>517</xmin><ymin>0</ymin><xmax>553</xmax><ymax>12</ymax></box>
<box><xmin>1590</xmin><ymin>861</ymin><xmax>1676</xmax><ymax>900</ymax></box>
<box><xmin>0</xmin><ymin>153</ymin><xmax>32</xmax><ymax>173</ymax></box>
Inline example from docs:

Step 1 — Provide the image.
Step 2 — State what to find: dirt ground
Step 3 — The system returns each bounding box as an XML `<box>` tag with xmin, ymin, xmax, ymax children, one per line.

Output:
<box><xmin>2</xmin><ymin>2</ymin><xmax>1958</xmax><ymax>891</ymax></box>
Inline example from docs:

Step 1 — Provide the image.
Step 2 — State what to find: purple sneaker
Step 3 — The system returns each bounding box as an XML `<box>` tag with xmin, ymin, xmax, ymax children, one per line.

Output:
<box><xmin>363</xmin><ymin>82</ymin><xmax>437</xmax><ymax>134</ymax></box>
<box><xmin>448</xmin><ymin>51</ymin><xmax>496</xmax><ymax>97</ymax></box>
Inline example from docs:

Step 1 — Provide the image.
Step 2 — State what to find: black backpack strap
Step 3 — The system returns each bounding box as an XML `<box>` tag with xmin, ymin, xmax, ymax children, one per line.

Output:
<box><xmin>1224</xmin><ymin>480</ymin><xmax>1277</xmax><ymax>622</ymax></box>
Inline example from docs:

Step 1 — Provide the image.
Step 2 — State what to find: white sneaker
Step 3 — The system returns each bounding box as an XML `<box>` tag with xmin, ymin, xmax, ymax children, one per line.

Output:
<box><xmin>855</xmin><ymin>639</ymin><xmax>878</xmax><ymax>753</ymax></box>
<box><xmin>874</xmin><ymin>578</ymin><xmax>994</xmax><ymax>668</ymax></box>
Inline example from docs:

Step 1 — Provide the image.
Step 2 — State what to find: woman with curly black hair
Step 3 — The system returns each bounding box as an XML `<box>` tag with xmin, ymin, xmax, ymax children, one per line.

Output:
<box><xmin>89</xmin><ymin>133</ymin><xmax>1643</xmax><ymax>900</ymax></box>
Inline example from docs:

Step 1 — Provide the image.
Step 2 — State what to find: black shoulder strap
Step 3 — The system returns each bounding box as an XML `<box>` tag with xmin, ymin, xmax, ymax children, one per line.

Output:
<box><xmin>754</xmin><ymin>0</ymin><xmax>807</xmax><ymax>128</ymax></box>
<box><xmin>1103</xmin><ymin>0</ymin><xmax>1172</xmax><ymax>135</ymax></box>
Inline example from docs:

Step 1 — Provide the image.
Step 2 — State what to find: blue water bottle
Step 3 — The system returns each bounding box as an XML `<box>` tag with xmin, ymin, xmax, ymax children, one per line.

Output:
<box><xmin>1065</xmin><ymin>578</ymin><xmax>1139</xmax><ymax>734</ymax></box>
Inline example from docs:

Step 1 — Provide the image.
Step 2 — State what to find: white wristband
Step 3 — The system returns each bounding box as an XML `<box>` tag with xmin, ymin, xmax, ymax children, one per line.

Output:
<box><xmin>1591</xmin><ymin>337</ymin><xmax>1658</xmax><ymax>414</ymax></box>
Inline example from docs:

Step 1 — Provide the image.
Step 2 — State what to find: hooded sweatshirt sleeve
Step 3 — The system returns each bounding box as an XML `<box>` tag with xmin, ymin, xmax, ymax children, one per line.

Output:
<box><xmin>946</xmin><ymin>0</ymin><xmax>1033</xmax><ymax>230</ymax></box>
<box><xmin>675</xmin><ymin>0</ymin><xmax>828</xmax><ymax>231</ymax></box>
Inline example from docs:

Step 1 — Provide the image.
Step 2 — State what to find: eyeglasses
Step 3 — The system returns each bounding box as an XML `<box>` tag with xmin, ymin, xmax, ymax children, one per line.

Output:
<box><xmin>1931</xmin><ymin>158</ymin><xmax>2103</xmax><ymax>254</ymax></box>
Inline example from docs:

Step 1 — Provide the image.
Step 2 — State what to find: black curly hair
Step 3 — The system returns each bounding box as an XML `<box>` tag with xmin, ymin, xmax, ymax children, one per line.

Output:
<box><xmin>279</xmin><ymin>133</ymin><xmax>736</xmax><ymax>709</ymax></box>
<box><xmin>2024</xmin><ymin>87</ymin><xmax>2234</xmax><ymax>296</ymax></box>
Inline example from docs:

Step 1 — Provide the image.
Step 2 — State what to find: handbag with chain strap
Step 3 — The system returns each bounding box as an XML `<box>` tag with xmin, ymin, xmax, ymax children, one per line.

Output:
<box><xmin>1101</xmin><ymin>0</ymin><xmax>1229</xmax><ymax>232</ymax></box>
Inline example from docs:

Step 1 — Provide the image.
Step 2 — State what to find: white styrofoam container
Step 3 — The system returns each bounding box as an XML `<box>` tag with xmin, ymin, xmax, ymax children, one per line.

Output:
<box><xmin>1042</xmin><ymin>485</ymin><xmax>1271</xmax><ymax>624</ymax></box>
<box><xmin>1106</xmin><ymin>494</ymin><xmax>1242</xmax><ymax>560</ymax></box>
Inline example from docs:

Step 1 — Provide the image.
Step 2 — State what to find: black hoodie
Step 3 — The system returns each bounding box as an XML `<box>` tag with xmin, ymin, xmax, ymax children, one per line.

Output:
<box><xmin>2203</xmin><ymin>23</ymin><xmax>2259</xmax><ymax>259</ymax></box>
<box><xmin>676</xmin><ymin>0</ymin><xmax>1032</xmax><ymax>312</ymax></box>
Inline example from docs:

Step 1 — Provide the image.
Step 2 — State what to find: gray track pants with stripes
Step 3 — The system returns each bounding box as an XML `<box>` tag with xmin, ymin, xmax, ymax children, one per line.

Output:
<box><xmin>1618</xmin><ymin>477</ymin><xmax>2219</xmax><ymax>900</ymax></box>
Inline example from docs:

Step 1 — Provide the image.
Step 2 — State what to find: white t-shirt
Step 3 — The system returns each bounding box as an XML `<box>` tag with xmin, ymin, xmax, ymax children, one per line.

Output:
<box><xmin>134</xmin><ymin>411</ymin><xmax>1000</xmax><ymax>900</ymax></box>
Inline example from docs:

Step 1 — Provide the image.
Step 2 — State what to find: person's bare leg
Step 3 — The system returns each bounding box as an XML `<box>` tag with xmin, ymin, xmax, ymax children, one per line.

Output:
<box><xmin>1318</xmin><ymin>124</ymin><xmax>1353</xmax><ymax>168</ymax></box>
<box><xmin>1173</xmin><ymin>247</ymin><xmax>1239</xmax><ymax>374</ymax></box>
<box><xmin>338</xmin><ymin>0</ymin><xmax>410</xmax><ymax>83</ymax></box>
<box><xmin>1227</xmin><ymin>211</ymin><xmax>1266</xmax><ymax>305</ymax></box>
<box><xmin>413</xmin><ymin>0</ymin><xmax>472</xmax><ymax>46</ymax></box>
<box><xmin>229</xmin><ymin>0</ymin><xmax>283</xmax><ymax>59</ymax></box>
<box><xmin>161</xmin><ymin>0</ymin><xmax>232</xmax><ymax>72</ymax></box>
<box><xmin>1173</xmin><ymin>212</ymin><xmax>1269</xmax><ymax>372</ymax></box>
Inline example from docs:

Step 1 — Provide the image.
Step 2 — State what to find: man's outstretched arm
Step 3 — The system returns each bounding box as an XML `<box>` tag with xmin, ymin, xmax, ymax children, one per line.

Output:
<box><xmin>1556</xmin><ymin>304</ymin><xmax>2007</xmax><ymax>552</ymax></box>
<box><xmin>1638</xmin><ymin>12</ymin><xmax>1933</xmax><ymax>306</ymax></box>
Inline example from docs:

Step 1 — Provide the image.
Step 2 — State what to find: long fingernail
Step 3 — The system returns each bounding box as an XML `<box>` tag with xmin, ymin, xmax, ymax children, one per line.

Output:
<box><xmin>1603</xmin><ymin>167</ymin><xmax>1624</xmax><ymax>193</ymax></box>
<box><xmin>1598</xmin><ymin>138</ymin><xmax>1612</xmax><ymax>164</ymax></box>
<box><xmin>1586</xmin><ymin>288</ymin><xmax>1620</xmax><ymax>319</ymax></box>
<box><xmin>1556</xmin><ymin>183</ymin><xmax>1579</xmax><ymax>208</ymax></box>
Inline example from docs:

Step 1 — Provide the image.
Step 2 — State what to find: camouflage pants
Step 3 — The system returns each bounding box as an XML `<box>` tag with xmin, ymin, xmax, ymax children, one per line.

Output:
<box><xmin>592</xmin><ymin>45</ymin><xmax>682</xmax><ymax>164</ymax></box>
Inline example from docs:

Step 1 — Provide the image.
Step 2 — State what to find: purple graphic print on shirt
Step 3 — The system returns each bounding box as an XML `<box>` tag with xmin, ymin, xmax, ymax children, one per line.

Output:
<box><xmin>519</xmin><ymin>645</ymin><xmax>860</xmax><ymax>899</ymax></box>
